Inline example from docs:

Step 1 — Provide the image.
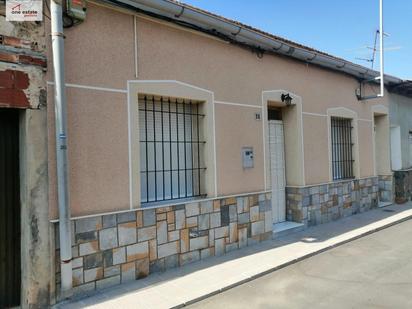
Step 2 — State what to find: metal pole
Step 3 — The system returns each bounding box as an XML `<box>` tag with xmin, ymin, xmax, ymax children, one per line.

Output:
<box><xmin>378</xmin><ymin>0</ymin><xmax>384</xmax><ymax>97</ymax></box>
<box><xmin>51</xmin><ymin>0</ymin><xmax>73</xmax><ymax>298</ymax></box>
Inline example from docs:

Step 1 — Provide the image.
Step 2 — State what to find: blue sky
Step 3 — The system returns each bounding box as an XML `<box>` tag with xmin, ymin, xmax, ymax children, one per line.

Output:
<box><xmin>182</xmin><ymin>0</ymin><xmax>412</xmax><ymax>79</ymax></box>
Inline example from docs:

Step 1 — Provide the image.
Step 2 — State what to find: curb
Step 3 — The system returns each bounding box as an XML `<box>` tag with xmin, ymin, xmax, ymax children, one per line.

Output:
<box><xmin>173</xmin><ymin>213</ymin><xmax>412</xmax><ymax>308</ymax></box>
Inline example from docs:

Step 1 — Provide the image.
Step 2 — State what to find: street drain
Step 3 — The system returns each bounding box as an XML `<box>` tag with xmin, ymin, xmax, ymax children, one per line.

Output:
<box><xmin>382</xmin><ymin>209</ymin><xmax>395</xmax><ymax>212</ymax></box>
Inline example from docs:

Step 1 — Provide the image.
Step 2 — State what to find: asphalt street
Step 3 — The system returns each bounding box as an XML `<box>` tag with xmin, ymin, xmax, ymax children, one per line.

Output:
<box><xmin>189</xmin><ymin>219</ymin><xmax>412</xmax><ymax>309</ymax></box>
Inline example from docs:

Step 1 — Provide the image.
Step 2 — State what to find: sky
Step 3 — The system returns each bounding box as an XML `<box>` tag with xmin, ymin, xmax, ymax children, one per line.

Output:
<box><xmin>181</xmin><ymin>0</ymin><xmax>412</xmax><ymax>79</ymax></box>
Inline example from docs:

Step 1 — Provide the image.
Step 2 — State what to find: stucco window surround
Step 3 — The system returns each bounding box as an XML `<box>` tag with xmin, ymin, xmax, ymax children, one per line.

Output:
<box><xmin>262</xmin><ymin>90</ymin><xmax>305</xmax><ymax>189</ymax></box>
<box><xmin>371</xmin><ymin>104</ymin><xmax>391</xmax><ymax>176</ymax></box>
<box><xmin>127</xmin><ymin>80</ymin><xmax>216</xmax><ymax>208</ymax></box>
<box><xmin>327</xmin><ymin>107</ymin><xmax>360</xmax><ymax>182</ymax></box>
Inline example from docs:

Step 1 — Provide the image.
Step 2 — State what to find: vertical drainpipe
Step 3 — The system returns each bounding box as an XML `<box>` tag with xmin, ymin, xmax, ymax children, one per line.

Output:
<box><xmin>50</xmin><ymin>0</ymin><xmax>73</xmax><ymax>298</ymax></box>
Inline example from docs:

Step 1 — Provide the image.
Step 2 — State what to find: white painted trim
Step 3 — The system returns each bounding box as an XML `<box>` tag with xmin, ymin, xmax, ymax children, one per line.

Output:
<box><xmin>262</xmin><ymin>90</ymin><xmax>305</xmax><ymax>187</ymax></box>
<box><xmin>214</xmin><ymin>100</ymin><xmax>262</xmax><ymax>109</ymax></box>
<box><xmin>212</xmin><ymin>94</ymin><xmax>218</xmax><ymax>197</ymax></box>
<box><xmin>300</xmin><ymin>105</ymin><xmax>306</xmax><ymax>185</ymax></box>
<box><xmin>127</xmin><ymin>80</ymin><xmax>216</xmax><ymax>205</ymax></box>
<box><xmin>302</xmin><ymin>112</ymin><xmax>327</xmax><ymax>117</ymax></box>
<box><xmin>47</xmin><ymin>81</ymin><xmax>127</xmax><ymax>93</ymax></box>
<box><xmin>327</xmin><ymin>106</ymin><xmax>358</xmax><ymax>115</ymax></box>
<box><xmin>303</xmin><ymin>111</ymin><xmax>372</xmax><ymax>123</ymax></box>
<box><xmin>286</xmin><ymin>175</ymin><xmax>379</xmax><ymax>188</ymax></box>
<box><xmin>371</xmin><ymin>104</ymin><xmax>391</xmax><ymax>176</ymax></box>
<box><xmin>372</xmin><ymin>116</ymin><xmax>377</xmax><ymax>176</ymax></box>
<box><xmin>127</xmin><ymin>80</ymin><xmax>214</xmax><ymax>95</ymax></box>
<box><xmin>50</xmin><ymin>189</ymin><xmax>272</xmax><ymax>223</ymax></box>
<box><xmin>326</xmin><ymin>107</ymin><xmax>360</xmax><ymax>181</ymax></box>
<box><xmin>127</xmin><ymin>83</ymin><xmax>133</xmax><ymax>209</ymax></box>
<box><xmin>262</xmin><ymin>89</ymin><xmax>301</xmax><ymax>97</ymax></box>
<box><xmin>261</xmin><ymin>101</ymin><xmax>267</xmax><ymax>189</ymax></box>
<box><xmin>134</xmin><ymin>15</ymin><xmax>138</xmax><ymax>78</ymax></box>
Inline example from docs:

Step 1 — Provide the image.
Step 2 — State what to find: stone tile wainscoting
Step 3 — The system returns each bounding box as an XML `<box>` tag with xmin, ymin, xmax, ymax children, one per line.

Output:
<box><xmin>394</xmin><ymin>169</ymin><xmax>412</xmax><ymax>204</ymax></box>
<box><xmin>378</xmin><ymin>175</ymin><xmax>394</xmax><ymax>203</ymax></box>
<box><xmin>53</xmin><ymin>193</ymin><xmax>272</xmax><ymax>299</ymax></box>
<box><xmin>286</xmin><ymin>177</ymin><xmax>381</xmax><ymax>227</ymax></box>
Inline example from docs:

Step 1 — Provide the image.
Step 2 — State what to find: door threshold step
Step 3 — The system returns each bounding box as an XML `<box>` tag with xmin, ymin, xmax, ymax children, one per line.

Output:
<box><xmin>272</xmin><ymin>221</ymin><xmax>305</xmax><ymax>238</ymax></box>
<box><xmin>378</xmin><ymin>201</ymin><xmax>393</xmax><ymax>208</ymax></box>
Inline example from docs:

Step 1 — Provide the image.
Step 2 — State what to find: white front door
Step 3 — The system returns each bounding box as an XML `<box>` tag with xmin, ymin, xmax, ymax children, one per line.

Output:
<box><xmin>269</xmin><ymin>120</ymin><xmax>286</xmax><ymax>224</ymax></box>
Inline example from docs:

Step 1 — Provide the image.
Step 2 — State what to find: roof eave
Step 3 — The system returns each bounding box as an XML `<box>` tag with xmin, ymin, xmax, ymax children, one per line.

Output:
<box><xmin>104</xmin><ymin>0</ymin><xmax>403</xmax><ymax>85</ymax></box>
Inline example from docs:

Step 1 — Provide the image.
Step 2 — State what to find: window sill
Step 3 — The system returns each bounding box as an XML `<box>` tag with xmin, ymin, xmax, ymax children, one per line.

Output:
<box><xmin>333</xmin><ymin>177</ymin><xmax>355</xmax><ymax>182</ymax></box>
<box><xmin>141</xmin><ymin>195</ymin><xmax>207</xmax><ymax>208</ymax></box>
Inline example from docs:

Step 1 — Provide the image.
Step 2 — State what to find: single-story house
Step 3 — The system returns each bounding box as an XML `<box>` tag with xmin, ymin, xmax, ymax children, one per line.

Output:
<box><xmin>46</xmin><ymin>0</ymin><xmax>398</xmax><ymax>300</ymax></box>
<box><xmin>1</xmin><ymin>0</ymin><xmax>412</xmax><ymax>306</ymax></box>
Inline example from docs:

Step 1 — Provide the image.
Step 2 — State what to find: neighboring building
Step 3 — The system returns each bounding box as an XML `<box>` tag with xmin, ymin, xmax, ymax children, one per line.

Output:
<box><xmin>0</xmin><ymin>8</ymin><xmax>49</xmax><ymax>309</ymax></box>
<box><xmin>387</xmin><ymin>85</ymin><xmax>412</xmax><ymax>203</ymax></box>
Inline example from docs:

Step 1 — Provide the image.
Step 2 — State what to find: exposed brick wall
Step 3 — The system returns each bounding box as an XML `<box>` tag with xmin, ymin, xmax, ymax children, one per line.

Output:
<box><xmin>0</xmin><ymin>50</ymin><xmax>46</xmax><ymax>67</ymax></box>
<box><xmin>0</xmin><ymin>69</ymin><xmax>30</xmax><ymax>108</ymax></box>
<box><xmin>53</xmin><ymin>192</ymin><xmax>273</xmax><ymax>299</ymax></box>
<box><xmin>0</xmin><ymin>25</ymin><xmax>47</xmax><ymax>109</ymax></box>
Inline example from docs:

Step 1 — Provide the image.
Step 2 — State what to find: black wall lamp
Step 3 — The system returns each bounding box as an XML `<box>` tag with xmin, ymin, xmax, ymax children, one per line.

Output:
<box><xmin>281</xmin><ymin>93</ymin><xmax>293</xmax><ymax>106</ymax></box>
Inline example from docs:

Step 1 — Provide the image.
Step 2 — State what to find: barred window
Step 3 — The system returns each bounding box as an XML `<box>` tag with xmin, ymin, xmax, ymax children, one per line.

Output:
<box><xmin>331</xmin><ymin>117</ymin><xmax>354</xmax><ymax>180</ymax></box>
<box><xmin>139</xmin><ymin>95</ymin><xmax>206</xmax><ymax>204</ymax></box>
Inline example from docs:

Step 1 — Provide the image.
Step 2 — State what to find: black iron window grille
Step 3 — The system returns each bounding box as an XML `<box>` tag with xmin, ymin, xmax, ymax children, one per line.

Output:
<box><xmin>331</xmin><ymin>117</ymin><xmax>354</xmax><ymax>180</ymax></box>
<box><xmin>139</xmin><ymin>95</ymin><xmax>206</xmax><ymax>204</ymax></box>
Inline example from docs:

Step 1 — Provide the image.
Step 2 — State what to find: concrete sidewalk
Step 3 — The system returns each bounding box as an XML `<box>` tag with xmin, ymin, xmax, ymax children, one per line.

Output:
<box><xmin>55</xmin><ymin>202</ymin><xmax>412</xmax><ymax>309</ymax></box>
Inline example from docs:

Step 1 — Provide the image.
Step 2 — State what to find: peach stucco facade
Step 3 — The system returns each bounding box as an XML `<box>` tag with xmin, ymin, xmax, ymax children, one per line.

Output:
<box><xmin>47</xmin><ymin>2</ymin><xmax>391</xmax><ymax>218</ymax></box>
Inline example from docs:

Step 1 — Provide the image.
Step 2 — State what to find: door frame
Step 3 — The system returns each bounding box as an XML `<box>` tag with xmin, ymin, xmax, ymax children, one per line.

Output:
<box><xmin>371</xmin><ymin>104</ymin><xmax>391</xmax><ymax>176</ymax></box>
<box><xmin>18</xmin><ymin>108</ymin><xmax>51</xmax><ymax>307</ymax></box>
<box><xmin>261</xmin><ymin>90</ymin><xmax>305</xmax><ymax>190</ymax></box>
<box><xmin>0</xmin><ymin>109</ymin><xmax>21</xmax><ymax>308</ymax></box>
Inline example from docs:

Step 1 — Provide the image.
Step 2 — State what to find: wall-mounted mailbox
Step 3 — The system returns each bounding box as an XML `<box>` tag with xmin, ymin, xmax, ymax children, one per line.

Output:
<box><xmin>242</xmin><ymin>147</ymin><xmax>254</xmax><ymax>168</ymax></box>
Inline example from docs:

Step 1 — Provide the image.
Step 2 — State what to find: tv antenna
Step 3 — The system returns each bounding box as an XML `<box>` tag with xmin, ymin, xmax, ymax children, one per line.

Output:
<box><xmin>355</xmin><ymin>30</ymin><xmax>398</xmax><ymax>70</ymax></box>
<box><xmin>355</xmin><ymin>30</ymin><xmax>379</xmax><ymax>69</ymax></box>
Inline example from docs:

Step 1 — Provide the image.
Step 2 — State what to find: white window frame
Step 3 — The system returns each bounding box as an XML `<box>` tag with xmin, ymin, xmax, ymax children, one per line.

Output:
<box><xmin>128</xmin><ymin>80</ymin><xmax>216</xmax><ymax>208</ymax></box>
<box><xmin>327</xmin><ymin>107</ymin><xmax>360</xmax><ymax>181</ymax></box>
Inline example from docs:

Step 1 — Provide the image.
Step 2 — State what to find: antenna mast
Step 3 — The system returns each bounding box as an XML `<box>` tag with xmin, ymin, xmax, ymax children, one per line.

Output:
<box><xmin>356</xmin><ymin>0</ymin><xmax>385</xmax><ymax>100</ymax></box>
<box><xmin>378</xmin><ymin>0</ymin><xmax>384</xmax><ymax>97</ymax></box>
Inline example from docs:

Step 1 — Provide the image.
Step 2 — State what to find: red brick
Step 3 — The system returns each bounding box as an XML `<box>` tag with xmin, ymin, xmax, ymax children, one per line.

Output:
<box><xmin>0</xmin><ymin>51</ymin><xmax>18</xmax><ymax>63</ymax></box>
<box><xmin>0</xmin><ymin>70</ymin><xmax>29</xmax><ymax>90</ymax></box>
<box><xmin>2</xmin><ymin>35</ymin><xmax>31</xmax><ymax>49</ymax></box>
<box><xmin>19</xmin><ymin>55</ymin><xmax>47</xmax><ymax>67</ymax></box>
<box><xmin>0</xmin><ymin>70</ymin><xmax>14</xmax><ymax>88</ymax></box>
<box><xmin>13</xmin><ymin>70</ymin><xmax>29</xmax><ymax>89</ymax></box>
<box><xmin>0</xmin><ymin>88</ymin><xmax>29</xmax><ymax>108</ymax></box>
<box><xmin>0</xmin><ymin>51</ymin><xmax>46</xmax><ymax>68</ymax></box>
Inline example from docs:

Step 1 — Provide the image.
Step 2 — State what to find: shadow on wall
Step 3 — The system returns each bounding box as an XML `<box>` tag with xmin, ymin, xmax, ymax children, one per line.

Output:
<box><xmin>394</xmin><ymin>170</ymin><xmax>412</xmax><ymax>203</ymax></box>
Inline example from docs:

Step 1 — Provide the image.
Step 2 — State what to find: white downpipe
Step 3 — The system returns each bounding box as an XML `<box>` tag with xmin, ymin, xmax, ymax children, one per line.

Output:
<box><xmin>378</xmin><ymin>0</ymin><xmax>384</xmax><ymax>97</ymax></box>
<box><xmin>51</xmin><ymin>0</ymin><xmax>73</xmax><ymax>298</ymax></box>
